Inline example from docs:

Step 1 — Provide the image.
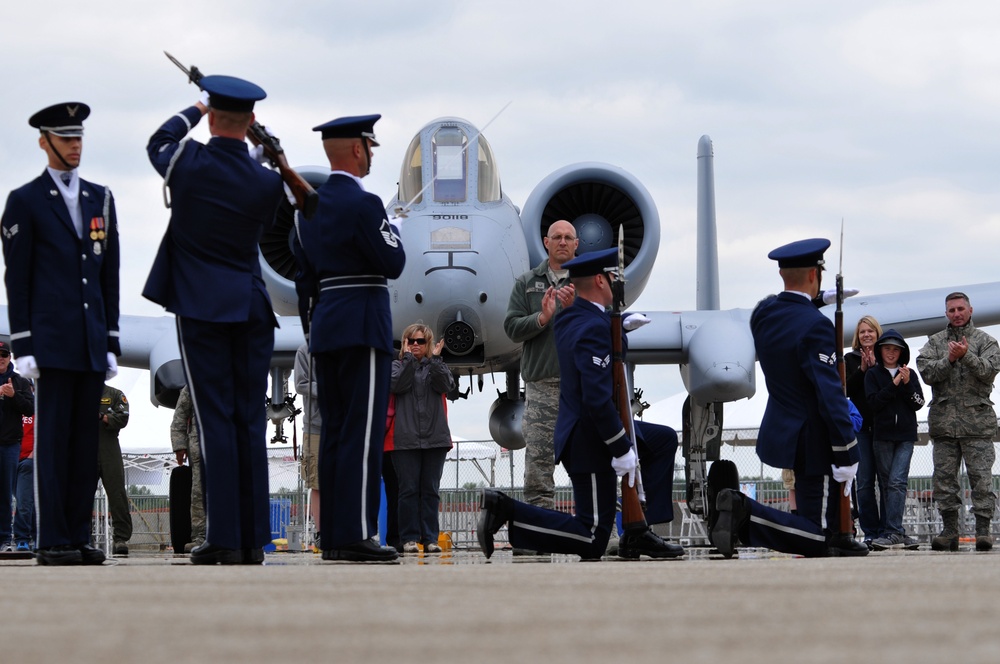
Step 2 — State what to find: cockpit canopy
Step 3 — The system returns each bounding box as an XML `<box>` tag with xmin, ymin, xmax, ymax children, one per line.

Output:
<box><xmin>398</xmin><ymin>121</ymin><xmax>502</xmax><ymax>207</ymax></box>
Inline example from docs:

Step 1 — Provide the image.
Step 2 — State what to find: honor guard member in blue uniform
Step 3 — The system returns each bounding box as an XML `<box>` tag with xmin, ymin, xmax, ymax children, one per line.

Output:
<box><xmin>144</xmin><ymin>76</ymin><xmax>285</xmax><ymax>565</ymax></box>
<box><xmin>710</xmin><ymin>238</ymin><xmax>868</xmax><ymax>558</ymax></box>
<box><xmin>477</xmin><ymin>248</ymin><xmax>684</xmax><ymax>560</ymax></box>
<box><xmin>1</xmin><ymin>102</ymin><xmax>121</xmax><ymax>565</ymax></box>
<box><xmin>293</xmin><ymin>114</ymin><xmax>406</xmax><ymax>562</ymax></box>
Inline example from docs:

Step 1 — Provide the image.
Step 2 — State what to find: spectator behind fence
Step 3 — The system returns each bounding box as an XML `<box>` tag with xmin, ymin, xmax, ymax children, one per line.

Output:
<box><xmin>865</xmin><ymin>329</ymin><xmax>925</xmax><ymax>551</ymax></box>
<box><xmin>917</xmin><ymin>292</ymin><xmax>1000</xmax><ymax>552</ymax></box>
<box><xmin>98</xmin><ymin>383</ymin><xmax>132</xmax><ymax>556</ymax></box>
<box><xmin>390</xmin><ymin>324</ymin><xmax>454</xmax><ymax>554</ymax></box>
<box><xmin>13</xmin><ymin>407</ymin><xmax>35</xmax><ymax>552</ymax></box>
<box><xmin>0</xmin><ymin>342</ymin><xmax>34</xmax><ymax>552</ymax></box>
<box><xmin>170</xmin><ymin>385</ymin><xmax>205</xmax><ymax>553</ymax></box>
<box><xmin>293</xmin><ymin>343</ymin><xmax>321</xmax><ymax>550</ymax></box>
<box><xmin>845</xmin><ymin>315</ymin><xmax>884</xmax><ymax>547</ymax></box>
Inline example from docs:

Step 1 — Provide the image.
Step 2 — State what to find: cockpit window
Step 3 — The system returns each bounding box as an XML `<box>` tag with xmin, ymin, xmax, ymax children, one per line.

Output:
<box><xmin>398</xmin><ymin>133</ymin><xmax>423</xmax><ymax>205</ymax></box>
<box><xmin>433</xmin><ymin>126</ymin><xmax>467</xmax><ymax>203</ymax></box>
<box><xmin>477</xmin><ymin>134</ymin><xmax>501</xmax><ymax>203</ymax></box>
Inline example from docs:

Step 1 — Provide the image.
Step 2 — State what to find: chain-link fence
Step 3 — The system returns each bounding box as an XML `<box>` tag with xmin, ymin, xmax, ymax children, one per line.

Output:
<box><xmin>96</xmin><ymin>437</ymin><xmax>1000</xmax><ymax>553</ymax></box>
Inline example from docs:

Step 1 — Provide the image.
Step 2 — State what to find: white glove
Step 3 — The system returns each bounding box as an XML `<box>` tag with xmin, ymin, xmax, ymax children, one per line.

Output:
<box><xmin>106</xmin><ymin>352</ymin><xmax>119</xmax><ymax>380</ymax></box>
<box><xmin>249</xmin><ymin>144</ymin><xmax>269</xmax><ymax>165</ymax></box>
<box><xmin>611</xmin><ymin>447</ymin><xmax>638</xmax><ymax>487</ymax></box>
<box><xmin>623</xmin><ymin>313</ymin><xmax>651</xmax><ymax>331</ymax></box>
<box><xmin>821</xmin><ymin>288</ymin><xmax>860</xmax><ymax>305</ymax></box>
<box><xmin>283</xmin><ymin>183</ymin><xmax>297</xmax><ymax>207</ymax></box>
<box><xmin>198</xmin><ymin>90</ymin><xmax>210</xmax><ymax>107</ymax></box>
<box><xmin>15</xmin><ymin>355</ymin><xmax>39</xmax><ymax>379</ymax></box>
<box><xmin>831</xmin><ymin>461</ymin><xmax>858</xmax><ymax>497</ymax></box>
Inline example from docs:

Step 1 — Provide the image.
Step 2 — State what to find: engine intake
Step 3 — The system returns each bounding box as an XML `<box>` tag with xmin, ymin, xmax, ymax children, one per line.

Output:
<box><xmin>521</xmin><ymin>163</ymin><xmax>660</xmax><ymax>307</ymax></box>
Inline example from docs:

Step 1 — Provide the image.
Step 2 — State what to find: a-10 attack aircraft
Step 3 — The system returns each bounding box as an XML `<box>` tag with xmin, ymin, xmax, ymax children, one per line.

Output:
<box><xmin>4</xmin><ymin>119</ymin><xmax>1000</xmax><ymax>517</ymax></box>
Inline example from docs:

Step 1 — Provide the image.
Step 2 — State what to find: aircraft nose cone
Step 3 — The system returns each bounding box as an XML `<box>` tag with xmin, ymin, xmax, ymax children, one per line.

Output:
<box><xmin>703</xmin><ymin>363</ymin><xmax>752</xmax><ymax>397</ymax></box>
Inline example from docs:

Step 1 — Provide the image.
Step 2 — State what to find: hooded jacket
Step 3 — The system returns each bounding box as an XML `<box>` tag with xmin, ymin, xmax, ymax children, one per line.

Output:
<box><xmin>864</xmin><ymin>329</ymin><xmax>925</xmax><ymax>442</ymax></box>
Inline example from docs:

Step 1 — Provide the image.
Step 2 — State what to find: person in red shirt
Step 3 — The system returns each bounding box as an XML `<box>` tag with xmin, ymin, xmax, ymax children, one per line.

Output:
<box><xmin>13</xmin><ymin>410</ymin><xmax>35</xmax><ymax>551</ymax></box>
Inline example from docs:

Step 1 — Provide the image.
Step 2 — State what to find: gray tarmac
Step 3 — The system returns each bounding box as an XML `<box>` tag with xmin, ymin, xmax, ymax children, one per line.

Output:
<box><xmin>2</xmin><ymin>546</ymin><xmax>999</xmax><ymax>663</ymax></box>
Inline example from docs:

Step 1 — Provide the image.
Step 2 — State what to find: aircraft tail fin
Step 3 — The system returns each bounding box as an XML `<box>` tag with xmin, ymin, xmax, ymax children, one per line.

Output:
<box><xmin>696</xmin><ymin>136</ymin><xmax>720</xmax><ymax>311</ymax></box>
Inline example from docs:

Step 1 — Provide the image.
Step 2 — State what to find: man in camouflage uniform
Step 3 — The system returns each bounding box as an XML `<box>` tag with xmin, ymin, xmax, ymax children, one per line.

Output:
<box><xmin>917</xmin><ymin>292</ymin><xmax>1000</xmax><ymax>551</ymax></box>
<box><xmin>170</xmin><ymin>385</ymin><xmax>205</xmax><ymax>552</ymax></box>
<box><xmin>504</xmin><ymin>220</ymin><xmax>578</xmax><ymax>511</ymax></box>
<box><xmin>98</xmin><ymin>384</ymin><xmax>131</xmax><ymax>555</ymax></box>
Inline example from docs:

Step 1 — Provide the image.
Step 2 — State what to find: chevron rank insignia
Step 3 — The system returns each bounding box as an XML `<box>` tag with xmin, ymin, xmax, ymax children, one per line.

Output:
<box><xmin>818</xmin><ymin>352</ymin><xmax>836</xmax><ymax>365</ymax></box>
<box><xmin>2</xmin><ymin>224</ymin><xmax>18</xmax><ymax>239</ymax></box>
<box><xmin>592</xmin><ymin>354</ymin><xmax>610</xmax><ymax>368</ymax></box>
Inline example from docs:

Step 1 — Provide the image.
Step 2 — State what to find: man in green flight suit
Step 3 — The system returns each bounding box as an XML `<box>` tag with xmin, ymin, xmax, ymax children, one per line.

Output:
<box><xmin>98</xmin><ymin>383</ymin><xmax>131</xmax><ymax>555</ymax></box>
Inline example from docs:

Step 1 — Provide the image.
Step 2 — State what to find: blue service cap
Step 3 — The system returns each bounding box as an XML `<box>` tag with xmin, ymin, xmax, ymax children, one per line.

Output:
<box><xmin>767</xmin><ymin>238</ymin><xmax>830</xmax><ymax>269</ymax></box>
<box><xmin>29</xmin><ymin>102</ymin><xmax>90</xmax><ymax>137</ymax></box>
<box><xmin>562</xmin><ymin>247</ymin><xmax>619</xmax><ymax>278</ymax></box>
<box><xmin>201</xmin><ymin>75</ymin><xmax>266</xmax><ymax>113</ymax></box>
<box><xmin>312</xmin><ymin>114</ymin><xmax>381</xmax><ymax>145</ymax></box>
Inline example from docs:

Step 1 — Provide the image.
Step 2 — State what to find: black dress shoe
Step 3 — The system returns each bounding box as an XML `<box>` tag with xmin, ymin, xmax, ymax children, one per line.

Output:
<box><xmin>706</xmin><ymin>459</ymin><xmax>740</xmax><ymax>532</ymax></box>
<box><xmin>322</xmin><ymin>537</ymin><xmax>398</xmax><ymax>562</ymax></box>
<box><xmin>618</xmin><ymin>528</ymin><xmax>685</xmax><ymax>559</ymax></box>
<box><xmin>477</xmin><ymin>489</ymin><xmax>514</xmax><ymax>559</ymax></box>
<box><xmin>78</xmin><ymin>544</ymin><xmax>106</xmax><ymax>565</ymax></box>
<box><xmin>242</xmin><ymin>548</ymin><xmax>265</xmax><ymax>565</ymax></box>
<box><xmin>190</xmin><ymin>542</ymin><xmax>243</xmax><ymax>565</ymax></box>
<box><xmin>35</xmin><ymin>545</ymin><xmax>83</xmax><ymax>566</ymax></box>
<box><xmin>826</xmin><ymin>533</ymin><xmax>869</xmax><ymax>557</ymax></box>
<box><xmin>710</xmin><ymin>489</ymin><xmax>750</xmax><ymax>559</ymax></box>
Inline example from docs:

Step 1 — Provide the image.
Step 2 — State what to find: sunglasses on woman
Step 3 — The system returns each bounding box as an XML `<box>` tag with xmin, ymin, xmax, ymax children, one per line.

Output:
<box><xmin>407</xmin><ymin>338</ymin><xmax>427</xmax><ymax>346</ymax></box>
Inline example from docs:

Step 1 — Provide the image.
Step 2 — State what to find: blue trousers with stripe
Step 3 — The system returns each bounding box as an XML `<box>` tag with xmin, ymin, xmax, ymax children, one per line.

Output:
<box><xmin>315</xmin><ymin>347</ymin><xmax>391</xmax><ymax>550</ymax></box>
<box><xmin>177</xmin><ymin>302</ymin><xmax>274</xmax><ymax>551</ymax></box>
<box><xmin>635</xmin><ymin>420</ymin><xmax>678</xmax><ymax>524</ymax></box>
<box><xmin>507</xmin><ymin>470</ymin><xmax>619</xmax><ymax>558</ymax></box>
<box><xmin>745</xmin><ymin>473</ymin><xmax>840</xmax><ymax>557</ymax></box>
<box><xmin>34</xmin><ymin>369</ymin><xmax>104</xmax><ymax>549</ymax></box>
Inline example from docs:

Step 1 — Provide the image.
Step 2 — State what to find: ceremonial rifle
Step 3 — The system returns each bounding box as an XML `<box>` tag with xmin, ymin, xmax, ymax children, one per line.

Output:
<box><xmin>610</xmin><ymin>228</ymin><xmax>647</xmax><ymax>533</ymax></box>
<box><xmin>835</xmin><ymin>220</ymin><xmax>853</xmax><ymax>534</ymax></box>
<box><xmin>163</xmin><ymin>52</ymin><xmax>319</xmax><ymax>219</ymax></box>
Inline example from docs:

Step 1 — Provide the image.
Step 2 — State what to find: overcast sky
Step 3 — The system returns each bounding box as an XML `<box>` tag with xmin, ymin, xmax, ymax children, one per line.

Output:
<box><xmin>3</xmin><ymin>1</ymin><xmax>1000</xmax><ymax>450</ymax></box>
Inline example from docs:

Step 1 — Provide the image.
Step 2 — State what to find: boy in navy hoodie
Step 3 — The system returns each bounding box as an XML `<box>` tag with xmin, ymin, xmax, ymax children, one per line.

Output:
<box><xmin>865</xmin><ymin>329</ymin><xmax>926</xmax><ymax>550</ymax></box>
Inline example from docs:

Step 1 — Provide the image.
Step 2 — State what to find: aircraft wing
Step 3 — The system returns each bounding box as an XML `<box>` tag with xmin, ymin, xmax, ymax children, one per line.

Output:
<box><xmin>623</xmin><ymin>281</ymin><xmax>1000</xmax><ymax>406</ymax></box>
<box><xmin>0</xmin><ymin>306</ymin><xmax>306</xmax><ymax>408</ymax></box>
<box><xmin>831</xmin><ymin>281</ymin><xmax>1000</xmax><ymax>342</ymax></box>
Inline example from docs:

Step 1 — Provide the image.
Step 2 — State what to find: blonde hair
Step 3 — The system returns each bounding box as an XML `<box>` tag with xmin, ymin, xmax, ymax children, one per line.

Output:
<box><xmin>399</xmin><ymin>323</ymin><xmax>434</xmax><ymax>359</ymax></box>
<box><xmin>851</xmin><ymin>315</ymin><xmax>883</xmax><ymax>351</ymax></box>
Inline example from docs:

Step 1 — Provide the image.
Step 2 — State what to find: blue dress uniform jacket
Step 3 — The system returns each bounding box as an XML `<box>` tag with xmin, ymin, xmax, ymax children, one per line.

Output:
<box><xmin>144</xmin><ymin>106</ymin><xmax>282</xmax><ymax>322</ymax></box>
<box><xmin>144</xmin><ymin>106</ymin><xmax>284</xmax><ymax>552</ymax></box>
<box><xmin>1</xmin><ymin>170</ymin><xmax>120</xmax><ymax>550</ymax></box>
<box><xmin>742</xmin><ymin>291</ymin><xmax>861</xmax><ymax>556</ymax></box>
<box><xmin>552</xmin><ymin>301</ymin><xmax>631</xmax><ymax>472</ymax></box>
<box><xmin>293</xmin><ymin>173</ymin><xmax>404</xmax><ymax>353</ymax></box>
<box><xmin>293</xmin><ymin>173</ymin><xmax>405</xmax><ymax>550</ymax></box>
<box><xmin>751</xmin><ymin>292</ymin><xmax>858</xmax><ymax>473</ymax></box>
<box><xmin>2</xmin><ymin>171</ymin><xmax>120</xmax><ymax>368</ymax></box>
